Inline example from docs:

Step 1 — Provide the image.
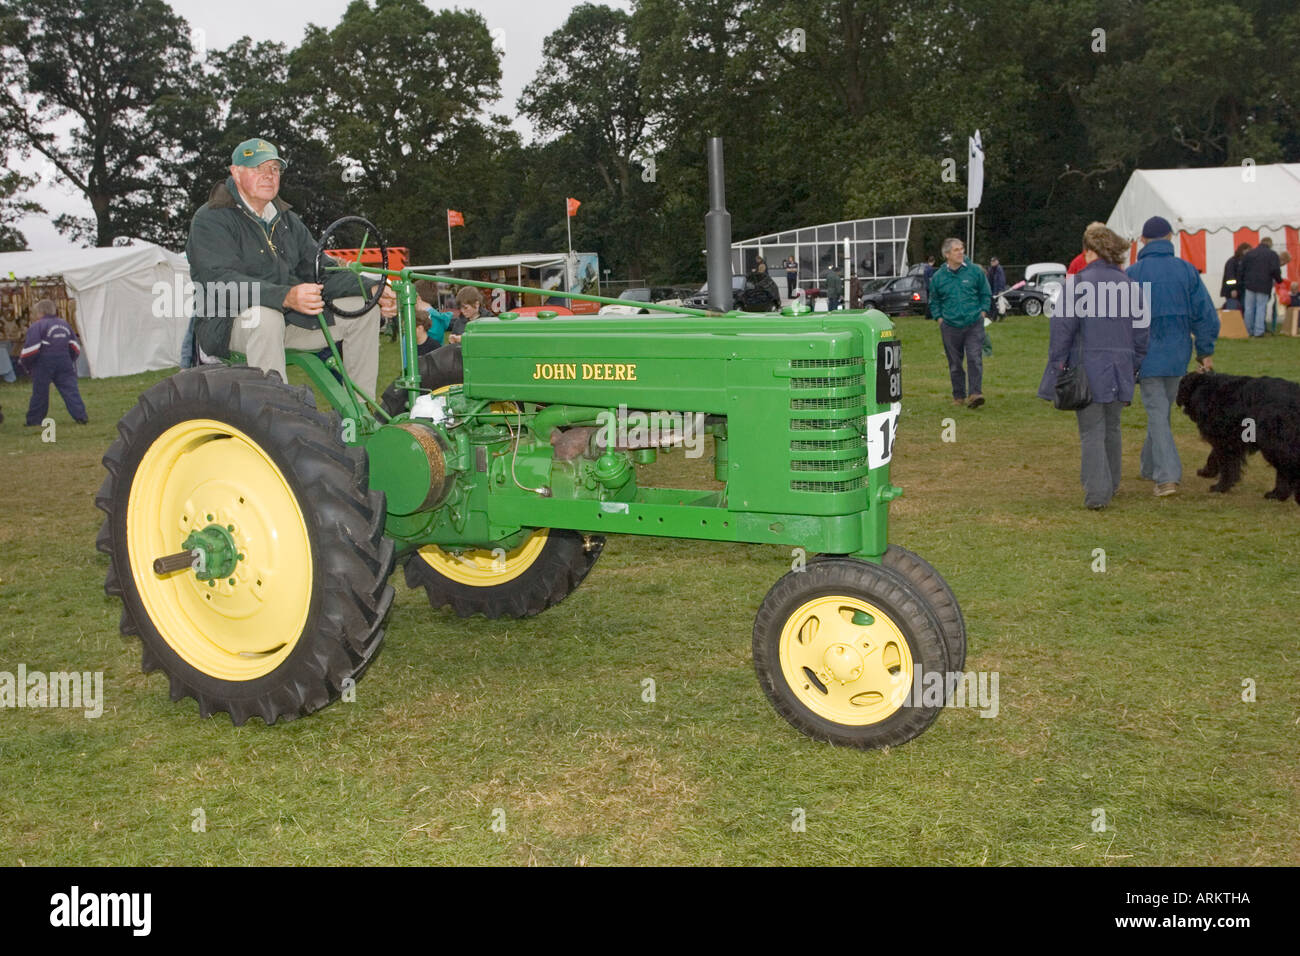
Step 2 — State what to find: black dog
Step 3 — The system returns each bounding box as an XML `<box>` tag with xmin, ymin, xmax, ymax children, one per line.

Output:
<box><xmin>1176</xmin><ymin>371</ymin><xmax>1300</xmax><ymax>503</ymax></box>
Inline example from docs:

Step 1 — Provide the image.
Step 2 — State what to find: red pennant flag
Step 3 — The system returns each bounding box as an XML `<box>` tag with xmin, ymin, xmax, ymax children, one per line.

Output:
<box><xmin>447</xmin><ymin>209</ymin><xmax>465</xmax><ymax>228</ymax></box>
<box><xmin>566</xmin><ymin>197</ymin><xmax>581</xmax><ymax>217</ymax></box>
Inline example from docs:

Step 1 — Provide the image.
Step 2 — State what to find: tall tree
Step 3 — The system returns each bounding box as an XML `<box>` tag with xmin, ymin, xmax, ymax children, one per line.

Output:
<box><xmin>518</xmin><ymin>4</ymin><xmax>657</xmax><ymax>276</ymax></box>
<box><xmin>0</xmin><ymin>0</ymin><xmax>195</xmax><ymax>246</ymax></box>
<box><xmin>288</xmin><ymin>0</ymin><xmax>514</xmax><ymax>257</ymax></box>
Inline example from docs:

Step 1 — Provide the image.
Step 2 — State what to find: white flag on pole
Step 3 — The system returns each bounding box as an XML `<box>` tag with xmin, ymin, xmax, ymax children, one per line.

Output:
<box><xmin>967</xmin><ymin>130</ymin><xmax>984</xmax><ymax>210</ymax></box>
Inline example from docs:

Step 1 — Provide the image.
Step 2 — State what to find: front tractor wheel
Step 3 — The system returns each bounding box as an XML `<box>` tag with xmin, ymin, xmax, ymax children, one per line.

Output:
<box><xmin>880</xmin><ymin>544</ymin><xmax>967</xmax><ymax>672</ymax></box>
<box><xmin>753</xmin><ymin>558</ymin><xmax>951</xmax><ymax>749</ymax></box>
<box><xmin>95</xmin><ymin>365</ymin><xmax>395</xmax><ymax>724</ymax></box>
<box><xmin>405</xmin><ymin>528</ymin><xmax>604</xmax><ymax>618</ymax></box>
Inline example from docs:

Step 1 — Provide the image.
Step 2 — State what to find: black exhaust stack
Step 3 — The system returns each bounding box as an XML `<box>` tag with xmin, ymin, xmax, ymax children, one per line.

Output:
<box><xmin>705</xmin><ymin>137</ymin><xmax>732</xmax><ymax>312</ymax></box>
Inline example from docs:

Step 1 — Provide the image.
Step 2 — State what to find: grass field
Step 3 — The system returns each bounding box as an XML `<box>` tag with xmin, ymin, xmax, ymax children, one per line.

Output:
<box><xmin>2</xmin><ymin>314</ymin><xmax>1297</xmax><ymax>866</ymax></box>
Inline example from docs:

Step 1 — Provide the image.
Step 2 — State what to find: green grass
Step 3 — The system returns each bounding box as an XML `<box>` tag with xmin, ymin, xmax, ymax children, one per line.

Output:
<box><xmin>2</xmin><ymin>316</ymin><xmax>1298</xmax><ymax>866</ymax></box>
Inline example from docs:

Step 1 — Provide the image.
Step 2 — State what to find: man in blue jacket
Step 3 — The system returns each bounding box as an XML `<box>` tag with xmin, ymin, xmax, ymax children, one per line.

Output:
<box><xmin>1125</xmin><ymin>216</ymin><xmax>1219</xmax><ymax>496</ymax></box>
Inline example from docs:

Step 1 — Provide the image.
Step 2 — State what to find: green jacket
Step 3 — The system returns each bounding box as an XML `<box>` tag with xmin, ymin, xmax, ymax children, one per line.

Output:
<box><xmin>928</xmin><ymin>259</ymin><xmax>991</xmax><ymax>328</ymax></box>
<box><xmin>186</xmin><ymin>178</ymin><xmax>362</xmax><ymax>357</ymax></box>
<box><xmin>824</xmin><ymin>269</ymin><xmax>843</xmax><ymax>297</ymax></box>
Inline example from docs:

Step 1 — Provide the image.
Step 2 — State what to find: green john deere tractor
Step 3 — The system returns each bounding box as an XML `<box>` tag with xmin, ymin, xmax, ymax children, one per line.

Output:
<box><xmin>95</xmin><ymin>143</ymin><xmax>966</xmax><ymax>749</ymax></box>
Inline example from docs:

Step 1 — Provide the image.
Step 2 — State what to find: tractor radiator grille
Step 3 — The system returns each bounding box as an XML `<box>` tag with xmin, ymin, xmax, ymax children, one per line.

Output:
<box><xmin>791</xmin><ymin>476</ymin><xmax>868</xmax><ymax>493</ymax></box>
<box><xmin>790</xmin><ymin>358</ymin><xmax>866</xmax><ymax>369</ymax></box>
<box><xmin>791</xmin><ymin>457</ymin><xmax>868</xmax><ymax>472</ymax></box>
<box><xmin>790</xmin><ymin>395</ymin><xmax>860</xmax><ymax>410</ymax></box>
<box><xmin>790</xmin><ymin>437</ymin><xmax>861</xmax><ymax>451</ymax></box>
<box><xmin>786</xmin><ymin>357</ymin><xmax>869</xmax><ymax>493</ymax></box>
<box><xmin>790</xmin><ymin>374</ymin><xmax>865</xmax><ymax>389</ymax></box>
<box><xmin>789</xmin><ymin>415</ymin><xmax>865</xmax><ymax>431</ymax></box>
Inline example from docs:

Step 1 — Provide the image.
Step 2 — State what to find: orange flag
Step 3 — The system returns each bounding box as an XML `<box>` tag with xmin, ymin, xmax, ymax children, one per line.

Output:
<box><xmin>566</xmin><ymin>197</ymin><xmax>581</xmax><ymax>217</ymax></box>
<box><xmin>447</xmin><ymin>209</ymin><xmax>465</xmax><ymax>227</ymax></box>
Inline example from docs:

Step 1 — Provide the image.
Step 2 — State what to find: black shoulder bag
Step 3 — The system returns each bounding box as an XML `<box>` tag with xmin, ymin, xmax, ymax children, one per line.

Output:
<box><xmin>1053</xmin><ymin>363</ymin><xmax>1092</xmax><ymax>410</ymax></box>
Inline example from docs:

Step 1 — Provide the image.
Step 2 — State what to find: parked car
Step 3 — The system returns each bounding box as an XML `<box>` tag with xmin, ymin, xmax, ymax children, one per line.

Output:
<box><xmin>998</xmin><ymin>262</ymin><xmax>1067</xmax><ymax>316</ymax></box>
<box><xmin>619</xmin><ymin>286</ymin><xmax>681</xmax><ymax>304</ymax></box>
<box><xmin>860</xmin><ymin>274</ymin><xmax>929</xmax><ymax>316</ymax></box>
<box><xmin>599</xmin><ymin>285</ymin><xmax>688</xmax><ymax>315</ymax></box>
<box><xmin>685</xmin><ymin>275</ymin><xmax>746</xmax><ymax>310</ymax></box>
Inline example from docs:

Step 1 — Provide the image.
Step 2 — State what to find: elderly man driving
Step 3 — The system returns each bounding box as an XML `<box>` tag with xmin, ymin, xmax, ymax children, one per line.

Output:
<box><xmin>186</xmin><ymin>137</ymin><xmax>394</xmax><ymax>394</ymax></box>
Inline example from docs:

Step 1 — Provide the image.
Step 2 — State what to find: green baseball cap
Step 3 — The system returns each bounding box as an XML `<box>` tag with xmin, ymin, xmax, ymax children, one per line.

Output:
<box><xmin>231</xmin><ymin>137</ymin><xmax>288</xmax><ymax>170</ymax></box>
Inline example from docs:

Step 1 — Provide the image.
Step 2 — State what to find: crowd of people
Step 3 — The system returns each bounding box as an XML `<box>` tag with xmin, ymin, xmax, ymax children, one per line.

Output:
<box><xmin>1219</xmin><ymin>238</ymin><xmax>1292</xmax><ymax>336</ymax></box>
<box><xmin>1041</xmin><ymin>217</ymin><xmax>1219</xmax><ymax>508</ymax></box>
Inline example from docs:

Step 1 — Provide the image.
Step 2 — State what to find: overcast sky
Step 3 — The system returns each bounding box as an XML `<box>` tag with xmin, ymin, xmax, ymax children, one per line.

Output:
<box><xmin>14</xmin><ymin>0</ymin><xmax>629</xmax><ymax>250</ymax></box>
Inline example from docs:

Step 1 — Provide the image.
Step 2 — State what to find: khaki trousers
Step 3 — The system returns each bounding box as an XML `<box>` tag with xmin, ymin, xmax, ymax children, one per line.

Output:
<box><xmin>229</xmin><ymin>297</ymin><xmax>380</xmax><ymax>397</ymax></box>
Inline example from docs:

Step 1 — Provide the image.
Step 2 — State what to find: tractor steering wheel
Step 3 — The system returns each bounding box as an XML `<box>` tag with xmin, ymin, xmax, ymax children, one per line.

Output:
<box><xmin>314</xmin><ymin>215</ymin><xmax>389</xmax><ymax>318</ymax></box>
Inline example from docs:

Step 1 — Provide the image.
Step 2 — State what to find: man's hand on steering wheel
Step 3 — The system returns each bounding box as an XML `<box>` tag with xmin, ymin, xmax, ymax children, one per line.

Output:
<box><xmin>284</xmin><ymin>283</ymin><xmax>325</xmax><ymax>315</ymax></box>
<box><xmin>377</xmin><ymin>284</ymin><xmax>397</xmax><ymax>318</ymax></box>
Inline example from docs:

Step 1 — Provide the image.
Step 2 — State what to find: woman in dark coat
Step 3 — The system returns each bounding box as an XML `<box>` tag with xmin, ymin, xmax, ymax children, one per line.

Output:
<box><xmin>1220</xmin><ymin>242</ymin><xmax>1250</xmax><ymax>310</ymax></box>
<box><xmin>1038</xmin><ymin>224</ymin><xmax>1150</xmax><ymax>510</ymax></box>
<box><xmin>742</xmin><ymin>259</ymin><xmax>782</xmax><ymax>311</ymax></box>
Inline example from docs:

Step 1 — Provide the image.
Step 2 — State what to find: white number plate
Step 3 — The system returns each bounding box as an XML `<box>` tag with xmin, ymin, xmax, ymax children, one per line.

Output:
<box><xmin>865</xmin><ymin>402</ymin><xmax>901</xmax><ymax>469</ymax></box>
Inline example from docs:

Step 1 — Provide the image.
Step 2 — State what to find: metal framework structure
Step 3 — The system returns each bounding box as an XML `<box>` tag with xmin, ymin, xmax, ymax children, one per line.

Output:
<box><xmin>731</xmin><ymin>211</ymin><xmax>975</xmax><ymax>287</ymax></box>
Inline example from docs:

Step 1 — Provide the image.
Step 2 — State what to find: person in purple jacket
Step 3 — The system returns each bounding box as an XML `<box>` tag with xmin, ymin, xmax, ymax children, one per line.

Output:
<box><xmin>20</xmin><ymin>299</ymin><xmax>88</xmax><ymax>426</ymax></box>
<box><xmin>1038</xmin><ymin>224</ymin><xmax>1150</xmax><ymax>510</ymax></box>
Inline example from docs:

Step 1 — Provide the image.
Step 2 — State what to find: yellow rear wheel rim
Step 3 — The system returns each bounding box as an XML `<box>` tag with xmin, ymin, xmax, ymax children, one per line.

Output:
<box><xmin>125</xmin><ymin>419</ymin><xmax>313</xmax><ymax>681</ymax></box>
<box><xmin>778</xmin><ymin>595</ymin><xmax>914</xmax><ymax>726</ymax></box>
<box><xmin>418</xmin><ymin>529</ymin><xmax>549</xmax><ymax>586</ymax></box>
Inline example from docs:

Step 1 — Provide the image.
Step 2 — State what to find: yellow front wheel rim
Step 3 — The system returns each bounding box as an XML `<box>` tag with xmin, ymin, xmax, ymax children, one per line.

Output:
<box><xmin>417</xmin><ymin>529</ymin><xmax>549</xmax><ymax>586</ymax></box>
<box><xmin>125</xmin><ymin>420</ymin><xmax>313</xmax><ymax>681</ymax></box>
<box><xmin>778</xmin><ymin>595</ymin><xmax>914</xmax><ymax>725</ymax></box>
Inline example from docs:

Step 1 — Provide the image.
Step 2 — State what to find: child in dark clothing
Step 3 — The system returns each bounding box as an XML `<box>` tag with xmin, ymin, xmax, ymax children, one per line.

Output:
<box><xmin>413</xmin><ymin>296</ymin><xmax>454</xmax><ymax>356</ymax></box>
<box><xmin>20</xmin><ymin>299</ymin><xmax>87</xmax><ymax>425</ymax></box>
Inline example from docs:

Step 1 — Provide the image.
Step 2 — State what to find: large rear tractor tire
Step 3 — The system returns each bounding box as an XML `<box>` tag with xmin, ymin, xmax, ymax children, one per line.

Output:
<box><xmin>405</xmin><ymin>529</ymin><xmax>604</xmax><ymax>618</ymax></box>
<box><xmin>95</xmin><ymin>365</ymin><xmax>395</xmax><ymax>724</ymax></box>
<box><xmin>753</xmin><ymin>557</ymin><xmax>950</xmax><ymax>749</ymax></box>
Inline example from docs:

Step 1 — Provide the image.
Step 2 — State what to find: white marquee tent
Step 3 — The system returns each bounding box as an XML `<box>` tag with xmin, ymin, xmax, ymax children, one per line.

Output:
<box><xmin>0</xmin><ymin>242</ymin><xmax>189</xmax><ymax>378</ymax></box>
<box><xmin>1106</xmin><ymin>165</ymin><xmax>1300</xmax><ymax>299</ymax></box>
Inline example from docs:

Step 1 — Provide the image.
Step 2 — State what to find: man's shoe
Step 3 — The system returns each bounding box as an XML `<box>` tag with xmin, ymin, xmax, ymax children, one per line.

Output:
<box><xmin>967</xmin><ymin>393</ymin><xmax>985</xmax><ymax>409</ymax></box>
<box><xmin>952</xmin><ymin>398</ymin><xmax>965</xmax><ymax>407</ymax></box>
<box><xmin>1154</xmin><ymin>482</ymin><xmax>1178</xmax><ymax>497</ymax></box>
<box><xmin>74</xmin><ymin>418</ymin><xmax>89</xmax><ymax>425</ymax></box>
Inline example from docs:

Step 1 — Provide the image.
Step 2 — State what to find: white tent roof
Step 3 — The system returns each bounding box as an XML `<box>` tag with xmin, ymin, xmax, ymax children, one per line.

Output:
<box><xmin>1107</xmin><ymin>164</ymin><xmax>1300</xmax><ymax>238</ymax></box>
<box><xmin>0</xmin><ymin>241</ymin><xmax>190</xmax><ymax>378</ymax></box>
<box><xmin>0</xmin><ymin>242</ymin><xmax>185</xmax><ymax>288</ymax></box>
